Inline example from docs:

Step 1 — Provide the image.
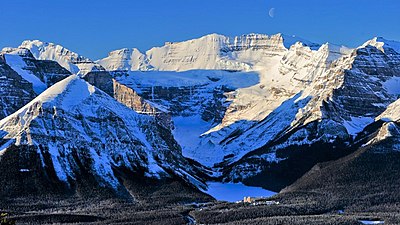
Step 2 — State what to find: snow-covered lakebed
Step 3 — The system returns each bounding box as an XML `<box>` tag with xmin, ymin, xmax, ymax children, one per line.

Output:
<box><xmin>358</xmin><ymin>220</ymin><xmax>385</xmax><ymax>225</ymax></box>
<box><xmin>204</xmin><ymin>182</ymin><xmax>276</xmax><ymax>202</ymax></box>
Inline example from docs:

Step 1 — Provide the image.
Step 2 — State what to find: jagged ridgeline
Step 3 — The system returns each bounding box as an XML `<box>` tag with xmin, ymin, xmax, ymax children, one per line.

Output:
<box><xmin>0</xmin><ymin>33</ymin><xmax>400</xmax><ymax>204</ymax></box>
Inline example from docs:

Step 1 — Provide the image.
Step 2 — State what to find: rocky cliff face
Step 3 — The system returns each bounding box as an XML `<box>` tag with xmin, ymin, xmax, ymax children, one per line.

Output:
<box><xmin>0</xmin><ymin>48</ymin><xmax>71</xmax><ymax>120</ymax></box>
<box><xmin>82</xmin><ymin>70</ymin><xmax>114</xmax><ymax>96</ymax></box>
<box><xmin>1</xmin><ymin>48</ymin><xmax>71</xmax><ymax>93</ymax></box>
<box><xmin>0</xmin><ymin>56</ymin><xmax>36</xmax><ymax>120</ymax></box>
<box><xmin>112</xmin><ymin>80</ymin><xmax>173</xmax><ymax>129</ymax></box>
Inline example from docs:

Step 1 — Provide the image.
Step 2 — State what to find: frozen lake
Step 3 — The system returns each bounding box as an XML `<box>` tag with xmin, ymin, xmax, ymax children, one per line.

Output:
<box><xmin>358</xmin><ymin>220</ymin><xmax>385</xmax><ymax>225</ymax></box>
<box><xmin>204</xmin><ymin>182</ymin><xmax>276</xmax><ymax>202</ymax></box>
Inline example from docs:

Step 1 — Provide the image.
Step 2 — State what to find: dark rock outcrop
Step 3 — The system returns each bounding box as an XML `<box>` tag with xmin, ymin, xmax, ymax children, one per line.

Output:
<box><xmin>0</xmin><ymin>57</ymin><xmax>36</xmax><ymax>119</ymax></box>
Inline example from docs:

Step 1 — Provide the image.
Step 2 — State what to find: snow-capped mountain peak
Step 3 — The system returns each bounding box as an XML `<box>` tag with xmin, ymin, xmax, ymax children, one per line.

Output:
<box><xmin>96</xmin><ymin>47</ymin><xmax>152</xmax><ymax>71</ymax></box>
<box><xmin>0</xmin><ymin>75</ymin><xmax>205</xmax><ymax>194</ymax></box>
<box><xmin>19</xmin><ymin>40</ymin><xmax>104</xmax><ymax>75</ymax></box>
<box><xmin>1</xmin><ymin>47</ymin><xmax>34</xmax><ymax>57</ymax></box>
<box><xmin>97</xmin><ymin>33</ymin><xmax>321</xmax><ymax>72</ymax></box>
<box><xmin>362</xmin><ymin>37</ymin><xmax>400</xmax><ymax>54</ymax></box>
<box><xmin>0</xmin><ymin>47</ymin><xmax>71</xmax><ymax>94</ymax></box>
<box><xmin>279</xmin><ymin>33</ymin><xmax>320</xmax><ymax>50</ymax></box>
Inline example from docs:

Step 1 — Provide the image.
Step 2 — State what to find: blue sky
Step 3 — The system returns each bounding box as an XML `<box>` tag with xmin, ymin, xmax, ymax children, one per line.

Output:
<box><xmin>0</xmin><ymin>0</ymin><xmax>399</xmax><ymax>59</ymax></box>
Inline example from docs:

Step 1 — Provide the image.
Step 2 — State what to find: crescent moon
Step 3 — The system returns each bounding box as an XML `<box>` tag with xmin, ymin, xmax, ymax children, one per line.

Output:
<box><xmin>268</xmin><ymin>8</ymin><xmax>275</xmax><ymax>18</ymax></box>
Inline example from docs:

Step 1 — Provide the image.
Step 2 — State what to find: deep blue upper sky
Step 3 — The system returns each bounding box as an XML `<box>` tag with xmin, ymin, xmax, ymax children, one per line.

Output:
<box><xmin>1</xmin><ymin>0</ymin><xmax>399</xmax><ymax>60</ymax></box>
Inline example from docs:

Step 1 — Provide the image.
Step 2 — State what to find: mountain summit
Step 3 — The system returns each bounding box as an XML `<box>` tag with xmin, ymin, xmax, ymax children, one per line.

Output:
<box><xmin>98</xmin><ymin>33</ymin><xmax>321</xmax><ymax>72</ymax></box>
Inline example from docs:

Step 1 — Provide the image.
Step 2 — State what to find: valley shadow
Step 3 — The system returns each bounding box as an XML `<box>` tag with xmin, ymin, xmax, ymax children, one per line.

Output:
<box><xmin>98</xmin><ymin>69</ymin><xmax>364</xmax><ymax>193</ymax></box>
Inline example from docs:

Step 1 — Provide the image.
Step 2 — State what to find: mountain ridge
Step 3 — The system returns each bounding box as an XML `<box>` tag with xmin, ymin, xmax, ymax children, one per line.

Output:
<box><xmin>1</xmin><ymin>33</ymin><xmax>400</xmax><ymax>197</ymax></box>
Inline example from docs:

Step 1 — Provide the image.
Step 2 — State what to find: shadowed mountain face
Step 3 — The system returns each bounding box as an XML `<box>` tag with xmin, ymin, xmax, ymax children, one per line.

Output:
<box><xmin>276</xmin><ymin>119</ymin><xmax>400</xmax><ymax>215</ymax></box>
<box><xmin>186</xmin><ymin>120</ymin><xmax>400</xmax><ymax>225</ymax></box>
<box><xmin>0</xmin><ymin>57</ymin><xmax>36</xmax><ymax>120</ymax></box>
<box><xmin>274</xmin><ymin>92</ymin><xmax>400</xmax><ymax>210</ymax></box>
<box><xmin>1</xmin><ymin>48</ymin><xmax>71</xmax><ymax>93</ymax></box>
<box><xmin>0</xmin><ymin>47</ymin><xmax>71</xmax><ymax>121</ymax></box>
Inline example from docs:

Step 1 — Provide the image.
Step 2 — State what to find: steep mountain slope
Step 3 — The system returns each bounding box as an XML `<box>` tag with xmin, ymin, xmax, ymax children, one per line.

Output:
<box><xmin>16</xmin><ymin>40</ymin><xmax>116</xmax><ymax>97</ymax></box>
<box><xmin>0</xmin><ymin>56</ymin><xmax>36</xmax><ymax>120</ymax></box>
<box><xmin>19</xmin><ymin>40</ymin><xmax>104</xmax><ymax>75</ymax></box>
<box><xmin>224</xmin><ymin>37</ymin><xmax>400</xmax><ymax>189</ymax></box>
<box><xmin>277</xmin><ymin>112</ymin><xmax>400</xmax><ymax>214</ymax></box>
<box><xmin>1</xmin><ymin>47</ymin><xmax>71</xmax><ymax>94</ymax></box>
<box><xmin>191</xmin><ymin>84</ymin><xmax>400</xmax><ymax>225</ymax></box>
<box><xmin>193</xmin><ymin>128</ymin><xmax>400</xmax><ymax>225</ymax></box>
<box><xmin>0</xmin><ymin>75</ymin><xmax>205</xmax><ymax>198</ymax></box>
<box><xmin>0</xmin><ymin>47</ymin><xmax>71</xmax><ymax>121</ymax></box>
<box><xmin>114</xmin><ymin>70</ymin><xmax>260</xmax><ymax>166</ymax></box>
